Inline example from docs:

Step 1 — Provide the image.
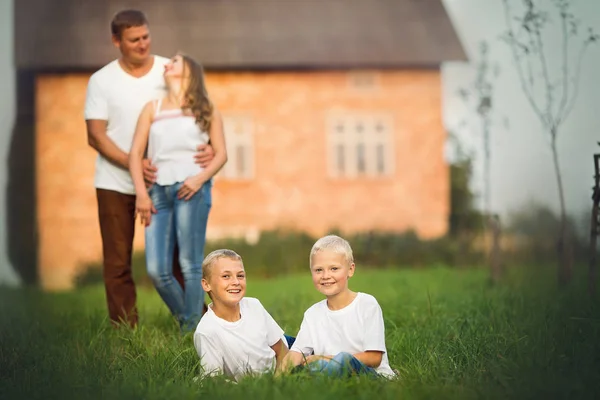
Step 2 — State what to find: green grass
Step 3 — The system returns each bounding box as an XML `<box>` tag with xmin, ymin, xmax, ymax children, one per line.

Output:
<box><xmin>1</xmin><ymin>266</ymin><xmax>599</xmax><ymax>399</ymax></box>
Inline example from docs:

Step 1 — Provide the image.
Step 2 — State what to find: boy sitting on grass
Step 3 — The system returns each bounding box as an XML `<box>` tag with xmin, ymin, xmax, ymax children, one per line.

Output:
<box><xmin>193</xmin><ymin>249</ymin><xmax>291</xmax><ymax>381</ymax></box>
<box><xmin>279</xmin><ymin>235</ymin><xmax>396</xmax><ymax>378</ymax></box>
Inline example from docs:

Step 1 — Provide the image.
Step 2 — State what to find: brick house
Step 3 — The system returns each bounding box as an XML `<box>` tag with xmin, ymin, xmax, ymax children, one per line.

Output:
<box><xmin>11</xmin><ymin>0</ymin><xmax>466</xmax><ymax>289</ymax></box>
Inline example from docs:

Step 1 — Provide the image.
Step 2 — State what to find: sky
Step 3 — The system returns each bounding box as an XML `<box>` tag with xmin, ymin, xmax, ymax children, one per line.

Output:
<box><xmin>441</xmin><ymin>0</ymin><xmax>599</xmax><ymax>224</ymax></box>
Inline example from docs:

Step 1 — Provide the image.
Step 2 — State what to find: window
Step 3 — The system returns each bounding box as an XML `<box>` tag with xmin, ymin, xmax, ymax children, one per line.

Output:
<box><xmin>219</xmin><ymin>115</ymin><xmax>254</xmax><ymax>180</ymax></box>
<box><xmin>347</xmin><ymin>71</ymin><xmax>380</xmax><ymax>93</ymax></box>
<box><xmin>327</xmin><ymin>113</ymin><xmax>394</xmax><ymax>178</ymax></box>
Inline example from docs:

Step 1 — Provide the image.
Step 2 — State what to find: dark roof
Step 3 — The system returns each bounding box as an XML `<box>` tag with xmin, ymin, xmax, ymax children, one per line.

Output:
<box><xmin>15</xmin><ymin>0</ymin><xmax>467</xmax><ymax>70</ymax></box>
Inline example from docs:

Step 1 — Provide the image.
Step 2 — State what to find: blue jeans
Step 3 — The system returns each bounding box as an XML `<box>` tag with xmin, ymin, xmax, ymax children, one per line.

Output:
<box><xmin>145</xmin><ymin>181</ymin><xmax>211</xmax><ymax>332</ymax></box>
<box><xmin>302</xmin><ymin>352</ymin><xmax>377</xmax><ymax>377</ymax></box>
<box><xmin>285</xmin><ymin>335</ymin><xmax>296</xmax><ymax>348</ymax></box>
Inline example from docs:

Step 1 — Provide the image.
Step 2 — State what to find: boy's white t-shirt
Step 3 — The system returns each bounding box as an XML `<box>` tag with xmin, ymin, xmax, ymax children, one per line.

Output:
<box><xmin>194</xmin><ymin>297</ymin><xmax>288</xmax><ymax>381</ymax></box>
<box><xmin>84</xmin><ymin>55</ymin><xmax>169</xmax><ymax>195</ymax></box>
<box><xmin>290</xmin><ymin>292</ymin><xmax>395</xmax><ymax>378</ymax></box>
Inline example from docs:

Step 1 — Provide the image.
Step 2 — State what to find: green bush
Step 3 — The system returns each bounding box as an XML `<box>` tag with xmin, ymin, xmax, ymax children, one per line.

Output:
<box><xmin>75</xmin><ymin>229</ymin><xmax>484</xmax><ymax>288</ymax></box>
<box><xmin>504</xmin><ymin>202</ymin><xmax>589</xmax><ymax>265</ymax></box>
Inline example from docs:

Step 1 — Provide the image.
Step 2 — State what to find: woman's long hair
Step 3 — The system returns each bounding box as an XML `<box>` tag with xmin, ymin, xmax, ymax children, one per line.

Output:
<box><xmin>180</xmin><ymin>53</ymin><xmax>213</xmax><ymax>132</ymax></box>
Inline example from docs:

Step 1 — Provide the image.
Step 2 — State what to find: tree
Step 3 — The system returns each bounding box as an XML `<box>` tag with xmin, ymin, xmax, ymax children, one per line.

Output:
<box><xmin>501</xmin><ymin>0</ymin><xmax>598</xmax><ymax>285</ymax></box>
<box><xmin>457</xmin><ymin>41</ymin><xmax>505</xmax><ymax>283</ymax></box>
<box><xmin>457</xmin><ymin>41</ymin><xmax>501</xmax><ymax>220</ymax></box>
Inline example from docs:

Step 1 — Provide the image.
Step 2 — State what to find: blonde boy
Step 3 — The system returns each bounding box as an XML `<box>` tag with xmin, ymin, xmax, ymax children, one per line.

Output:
<box><xmin>280</xmin><ymin>235</ymin><xmax>395</xmax><ymax>378</ymax></box>
<box><xmin>193</xmin><ymin>249</ymin><xmax>289</xmax><ymax>381</ymax></box>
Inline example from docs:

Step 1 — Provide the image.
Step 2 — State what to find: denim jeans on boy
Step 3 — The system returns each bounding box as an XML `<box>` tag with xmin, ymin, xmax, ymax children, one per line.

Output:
<box><xmin>304</xmin><ymin>352</ymin><xmax>377</xmax><ymax>378</ymax></box>
<box><xmin>145</xmin><ymin>180</ymin><xmax>211</xmax><ymax>332</ymax></box>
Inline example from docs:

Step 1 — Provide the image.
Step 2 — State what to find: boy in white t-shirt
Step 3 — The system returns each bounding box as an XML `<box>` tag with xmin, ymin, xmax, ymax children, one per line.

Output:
<box><xmin>194</xmin><ymin>249</ymin><xmax>292</xmax><ymax>381</ymax></box>
<box><xmin>280</xmin><ymin>235</ymin><xmax>396</xmax><ymax>378</ymax></box>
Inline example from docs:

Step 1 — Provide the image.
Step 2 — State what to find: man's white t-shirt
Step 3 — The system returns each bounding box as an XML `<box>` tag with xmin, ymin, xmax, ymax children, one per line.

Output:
<box><xmin>194</xmin><ymin>297</ymin><xmax>288</xmax><ymax>381</ymax></box>
<box><xmin>290</xmin><ymin>292</ymin><xmax>395</xmax><ymax>378</ymax></box>
<box><xmin>84</xmin><ymin>55</ymin><xmax>169</xmax><ymax>195</ymax></box>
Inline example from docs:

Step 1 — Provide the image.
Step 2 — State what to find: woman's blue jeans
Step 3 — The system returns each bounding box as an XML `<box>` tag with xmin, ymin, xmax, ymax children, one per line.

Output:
<box><xmin>145</xmin><ymin>180</ymin><xmax>211</xmax><ymax>332</ymax></box>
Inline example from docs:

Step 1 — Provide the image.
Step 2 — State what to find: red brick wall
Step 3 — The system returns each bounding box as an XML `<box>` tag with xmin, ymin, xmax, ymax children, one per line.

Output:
<box><xmin>36</xmin><ymin>70</ymin><xmax>448</xmax><ymax>290</ymax></box>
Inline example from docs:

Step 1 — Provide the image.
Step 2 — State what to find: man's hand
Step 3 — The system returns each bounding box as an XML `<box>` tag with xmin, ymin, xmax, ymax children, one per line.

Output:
<box><xmin>194</xmin><ymin>143</ymin><xmax>215</xmax><ymax>168</ymax></box>
<box><xmin>142</xmin><ymin>159</ymin><xmax>157</xmax><ymax>188</ymax></box>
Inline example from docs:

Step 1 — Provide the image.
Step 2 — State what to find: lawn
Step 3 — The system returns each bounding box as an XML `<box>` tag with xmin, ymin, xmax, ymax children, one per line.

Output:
<box><xmin>1</xmin><ymin>266</ymin><xmax>599</xmax><ymax>399</ymax></box>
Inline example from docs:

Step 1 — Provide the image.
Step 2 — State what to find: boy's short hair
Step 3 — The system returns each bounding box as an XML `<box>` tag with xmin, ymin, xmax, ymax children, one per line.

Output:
<box><xmin>111</xmin><ymin>9</ymin><xmax>148</xmax><ymax>39</ymax></box>
<box><xmin>202</xmin><ymin>249</ymin><xmax>243</xmax><ymax>281</ymax></box>
<box><xmin>310</xmin><ymin>235</ymin><xmax>354</xmax><ymax>267</ymax></box>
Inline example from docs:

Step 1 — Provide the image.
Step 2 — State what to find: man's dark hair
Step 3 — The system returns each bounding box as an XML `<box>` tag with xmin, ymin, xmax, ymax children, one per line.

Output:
<box><xmin>111</xmin><ymin>10</ymin><xmax>148</xmax><ymax>39</ymax></box>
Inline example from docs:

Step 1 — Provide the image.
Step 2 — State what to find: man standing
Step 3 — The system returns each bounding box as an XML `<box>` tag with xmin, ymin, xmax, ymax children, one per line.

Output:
<box><xmin>84</xmin><ymin>10</ymin><xmax>214</xmax><ymax>327</ymax></box>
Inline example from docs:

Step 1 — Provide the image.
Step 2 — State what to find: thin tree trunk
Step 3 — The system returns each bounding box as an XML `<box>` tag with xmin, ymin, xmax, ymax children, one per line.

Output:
<box><xmin>551</xmin><ymin>131</ymin><xmax>573</xmax><ymax>285</ymax></box>
<box><xmin>589</xmin><ymin>154</ymin><xmax>600</xmax><ymax>295</ymax></box>
<box><xmin>489</xmin><ymin>214</ymin><xmax>502</xmax><ymax>284</ymax></box>
<box><xmin>589</xmin><ymin>202</ymin><xmax>598</xmax><ymax>295</ymax></box>
<box><xmin>483</xmin><ymin>118</ymin><xmax>491</xmax><ymax>221</ymax></box>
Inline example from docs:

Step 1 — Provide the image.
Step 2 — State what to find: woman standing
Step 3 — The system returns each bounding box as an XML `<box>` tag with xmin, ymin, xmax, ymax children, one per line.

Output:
<box><xmin>129</xmin><ymin>53</ymin><xmax>227</xmax><ymax>332</ymax></box>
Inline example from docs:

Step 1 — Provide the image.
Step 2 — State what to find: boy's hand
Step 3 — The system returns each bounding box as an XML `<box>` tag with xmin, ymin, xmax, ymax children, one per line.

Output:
<box><xmin>278</xmin><ymin>350</ymin><xmax>305</xmax><ymax>375</ymax></box>
<box><xmin>304</xmin><ymin>355</ymin><xmax>332</xmax><ymax>365</ymax></box>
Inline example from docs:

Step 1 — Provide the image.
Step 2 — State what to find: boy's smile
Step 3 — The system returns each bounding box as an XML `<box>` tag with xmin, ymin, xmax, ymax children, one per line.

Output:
<box><xmin>202</xmin><ymin>258</ymin><xmax>247</xmax><ymax>307</ymax></box>
<box><xmin>310</xmin><ymin>250</ymin><xmax>355</xmax><ymax>297</ymax></box>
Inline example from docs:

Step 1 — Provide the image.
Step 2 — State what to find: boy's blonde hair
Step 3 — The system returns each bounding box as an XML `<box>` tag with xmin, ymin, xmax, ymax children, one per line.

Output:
<box><xmin>309</xmin><ymin>235</ymin><xmax>354</xmax><ymax>267</ymax></box>
<box><xmin>202</xmin><ymin>249</ymin><xmax>243</xmax><ymax>281</ymax></box>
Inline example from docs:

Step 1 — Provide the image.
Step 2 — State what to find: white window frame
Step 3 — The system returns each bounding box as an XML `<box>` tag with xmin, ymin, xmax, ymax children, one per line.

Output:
<box><xmin>326</xmin><ymin>112</ymin><xmax>394</xmax><ymax>179</ymax></box>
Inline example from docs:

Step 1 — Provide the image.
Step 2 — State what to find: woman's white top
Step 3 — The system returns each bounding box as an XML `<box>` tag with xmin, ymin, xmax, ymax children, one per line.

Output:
<box><xmin>147</xmin><ymin>99</ymin><xmax>210</xmax><ymax>185</ymax></box>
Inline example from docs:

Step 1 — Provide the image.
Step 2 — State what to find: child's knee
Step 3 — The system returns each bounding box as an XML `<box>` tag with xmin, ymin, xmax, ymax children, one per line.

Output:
<box><xmin>332</xmin><ymin>352</ymin><xmax>354</xmax><ymax>364</ymax></box>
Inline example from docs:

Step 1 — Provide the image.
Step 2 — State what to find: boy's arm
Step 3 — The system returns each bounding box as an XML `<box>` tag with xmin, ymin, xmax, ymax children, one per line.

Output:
<box><xmin>278</xmin><ymin>320</ymin><xmax>315</xmax><ymax>373</ymax></box>
<box><xmin>255</xmin><ymin>299</ymin><xmax>289</xmax><ymax>371</ymax></box>
<box><xmin>357</xmin><ymin>297</ymin><xmax>388</xmax><ymax>368</ymax></box>
<box><xmin>351</xmin><ymin>351</ymin><xmax>384</xmax><ymax>368</ymax></box>
<box><xmin>278</xmin><ymin>350</ymin><xmax>306</xmax><ymax>373</ymax></box>
<box><xmin>194</xmin><ymin>332</ymin><xmax>224</xmax><ymax>377</ymax></box>
<box><xmin>270</xmin><ymin>339</ymin><xmax>288</xmax><ymax>370</ymax></box>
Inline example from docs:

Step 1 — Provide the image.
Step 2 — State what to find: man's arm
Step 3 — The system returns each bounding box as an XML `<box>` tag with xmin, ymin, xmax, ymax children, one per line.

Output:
<box><xmin>195</xmin><ymin>143</ymin><xmax>215</xmax><ymax>168</ymax></box>
<box><xmin>86</xmin><ymin>119</ymin><xmax>129</xmax><ymax>170</ymax></box>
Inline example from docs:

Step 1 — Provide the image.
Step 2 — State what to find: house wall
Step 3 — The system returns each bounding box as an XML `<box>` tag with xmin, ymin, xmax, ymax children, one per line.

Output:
<box><xmin>36</xmin><ymin>70</ymin><xmax>448</xmax><ymax>290</ymax></box>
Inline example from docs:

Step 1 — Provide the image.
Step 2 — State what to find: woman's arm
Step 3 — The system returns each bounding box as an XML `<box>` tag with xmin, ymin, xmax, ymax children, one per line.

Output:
<box><xmin>129</xmin><ymin>101</ymin><xmax>155</xmax><ymax>225</ymax></box>
<box><xmin>178</xmin><ymin>108</ymin><xmax>228</xmax><ymax>200</ymax></box>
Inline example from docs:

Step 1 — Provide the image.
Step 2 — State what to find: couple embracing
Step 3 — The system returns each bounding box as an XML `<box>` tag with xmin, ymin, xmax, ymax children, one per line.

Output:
<box><xmin>85</xmin><ymin>9</ymin><xmax>224</xmax><ymax>332</ymax></box>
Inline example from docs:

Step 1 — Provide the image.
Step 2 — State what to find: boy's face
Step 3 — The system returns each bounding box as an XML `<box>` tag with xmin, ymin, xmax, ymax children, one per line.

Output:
<box><xmin>201</xmin><ymin>258</ymin><xmax>246</xmax><ymax>307</ymax></box>
<box><xmin>310</xmin><ymin>250</ymin><xmax>355</xmax><ymax>297</ymax></box>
